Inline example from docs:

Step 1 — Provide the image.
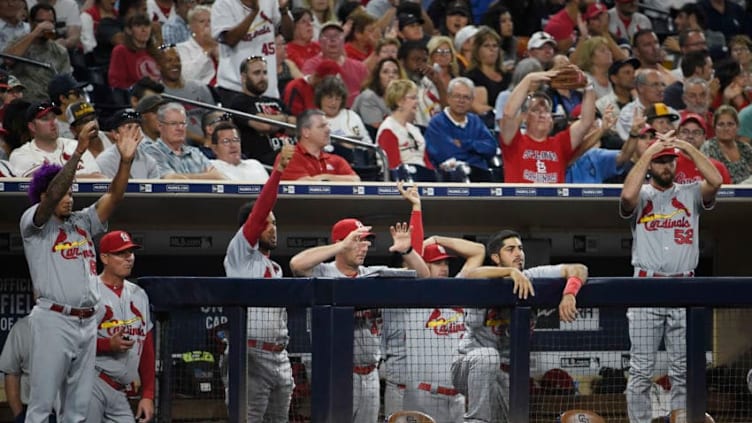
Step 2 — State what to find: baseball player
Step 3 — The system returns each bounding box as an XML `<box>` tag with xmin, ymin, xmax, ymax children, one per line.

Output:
<box><xmin>20</xmin><ymin>120</ymin><xmax>138</xmax><ymax>423</ymax></box>
<box><xmin>381</xmin><ymin>183</ymin><xmax>484</xmax><ymax>422</ymax></box>
<box><xmin>87</xmin><ymin>230</ymin><xmax>154</xmax><ymax>423</ymax></box>
<box><xmin>620</xmin><ymin>134</ymin><xmax>721</xmax><ymax>423</ymax></box>
<box><xmin>451</xmin><ymin>230</ymin><xmax>589</xmax><ymax>423</ymax></box>
<box><xmin>289</xmin><ymin>217</ymin><xmax>430</xmax><ymax>423</ymax></box>
<box><xmin>223</xmin><ymin>141</ymin><xmax>295</xmax><ymax>422</ymax></box>
<box><xmin>0</xmin><ymin>316</ymin><xmax>58</xmax><ymax>423</ymax></box>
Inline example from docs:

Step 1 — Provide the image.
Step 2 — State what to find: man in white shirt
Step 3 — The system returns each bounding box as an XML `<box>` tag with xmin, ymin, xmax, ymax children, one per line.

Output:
<box><xmin>0</xmin><ymin>0</ymin><xmax>29</xmax><ymax>52</ymax></box>
<box><xmin>210</xmin><ymin>121</ymin><xmax>269</xmax><ymax>182</ymax></box>
<box><xmin>10</xmin><ymin>101</ymin><xmax>103</xmax><ymax>177</ymax></box>
<box><xmin>210</xmin><ymin>0</ymin><xmax>293</xmax><ymax>103</ymax></box>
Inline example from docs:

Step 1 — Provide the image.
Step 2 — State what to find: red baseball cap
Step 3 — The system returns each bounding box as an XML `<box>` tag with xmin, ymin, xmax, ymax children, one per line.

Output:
<box><xmin>422</xmin><ymin>244</ymin><xmax>453</xmax><ymax>263</ymax></box>
<box><xmin>649</xmin><ymin>141</ymin><xmax>679</xmax><ymax>160</ymax></box>
<box><xmin>679</xmin><ymin>111</ymin><xmax>707</xmax><ymax>134</ymax></box>
<box><xmin>331</xmin><ymin>218</ymin><xmax>373</xmax><ymax>242</ymax></box>
<box><xmin>100</xmin><ymin>230</ymin><xmax>141</xmax><ymax>253</ymax></box>
<box><xmin>584</xmin><ymin>3</ymin><xmax>607</xmax><ymax>20</ymax></box>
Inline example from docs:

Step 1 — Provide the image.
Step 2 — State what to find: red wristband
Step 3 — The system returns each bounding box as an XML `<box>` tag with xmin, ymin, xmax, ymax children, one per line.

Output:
<box><xmin>563</xmin><ymin>276</ymin><xmax>583</xmax><ymax>296</ymax></box>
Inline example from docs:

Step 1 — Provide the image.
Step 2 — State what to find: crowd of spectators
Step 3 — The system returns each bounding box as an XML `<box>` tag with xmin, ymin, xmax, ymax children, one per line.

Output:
<box><xmin>2</xmin><ymin>0</ymin><xmax>752</xmax><ymax>184</ymax></box>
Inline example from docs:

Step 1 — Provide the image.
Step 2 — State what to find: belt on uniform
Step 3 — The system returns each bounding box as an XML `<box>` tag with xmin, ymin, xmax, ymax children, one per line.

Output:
<box><xmin>49</xmin><ymin>303</ymin><xmax>96</xmax><ymax>318</ymax></box>
<box><xmin>417</xmin><ymin>382</ymin><xmax>459</xmax><ymax>396</ymax></box>
<box><xmin>98</xmin><ymin>372</ymin><xmax>126</xmax><ymax>391</ymax></box>
<box><xmin>353</xmin><ymin>364</ymin><xmax>377</xmax><ymax>375</ymax></box>
<box><xmin>247</xmin><ymin>340</ymin><xmax>286</xmax><ymax>352</ymax></box>
<box><xmin>637</xmin><ymin>269</ymin><xmax>695</xmax><ymax>278</ymax></box>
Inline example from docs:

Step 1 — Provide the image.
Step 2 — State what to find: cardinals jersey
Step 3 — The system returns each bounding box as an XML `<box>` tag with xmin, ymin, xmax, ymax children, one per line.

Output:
<box><xmin>21</xmin><ymin>203</ymin><xmax>106</xmax><ymax>307</ymax></box>
<box><xmin>405</xmin><ymin>307</ymin><xmax>466</xmax><ymax>388</ymax></box>
<box><xmin>459</xmin><ymin>265</ymin><xmax>563</xmax><ymax>361</ymax></box>
<box><xmin>95</xmin><ymin>279</ymin><xmax>152</xmax><ymax>385</ymax></box>
<box><xmin>224</xmin><ymin>228</ymin><xmax>288</xmax><ymax>344</ymax></box>
<box><xmin>622</xmin><ymin>182</ymin><xmax>709</xmax><ymax>274</ymax></box>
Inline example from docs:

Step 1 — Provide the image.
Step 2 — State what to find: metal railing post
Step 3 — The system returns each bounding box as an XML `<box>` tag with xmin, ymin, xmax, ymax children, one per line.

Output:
<box><xmin>509</xmin><ymin>306</ymin><xmax>531</xmax><ymax>423</ymax></box>
<box><xmin>686</xmin><ymin>307</ymin><xmax>708</xmax><ymax>423</ymax></box>
<box><xmin>227</xmin><ymin>306</ymin><xmax>247</xmax><ymax>423</ymax></box>
<box><xmin>311</xmin><ymin>305</ymin><xmax>354</xmax><ymax>423</ymax></box>
<box><xmin>156</xmin><ymin>312</ymin><xmax>173</xmax><ymax>423</ymax></box>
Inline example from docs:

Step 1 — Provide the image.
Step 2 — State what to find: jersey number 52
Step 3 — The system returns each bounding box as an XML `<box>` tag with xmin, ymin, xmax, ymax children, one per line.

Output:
<box><xmin>674</xmin><ymin>228</ymin><xmax>694</xmax><ymax>245</ymax></box>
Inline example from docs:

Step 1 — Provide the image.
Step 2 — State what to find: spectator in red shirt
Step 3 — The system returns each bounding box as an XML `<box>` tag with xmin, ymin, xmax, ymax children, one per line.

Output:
<box><xmin>108</xmin><ymin>13</ymin><xmax>161</xmax><ymax>90</ymax></box>
<box><xmin>278</xmin><ymin>109</ymin><xmax>360</xmax><ymax>181</ymax></box>
<box><xmin>344</xmin><ymin>11</ymin><xmax>379</xmax><ymax>69</ymax></box>
<box><xmin>544</xmin><ymin>0</ymin><xmax>592</xmax><ymax>53</ymax></box>
<box><xmin>499</xmin><ymin>68</ymin><xmax>596</xmax><ymax>183</ymax></box>
<box><xmin>283</xmin><ymin>59</ymin><xmax>341</xmax><ymax>117</ymax></box>
<box><xmin>675</xmin><ymin>111</ymin><xmax>731</xmax><ymax>184</ymax></box>
<box><xmin>287</xmin><ymin>8</ymin><xmax>321</xmax><ymax>70</ymax></box>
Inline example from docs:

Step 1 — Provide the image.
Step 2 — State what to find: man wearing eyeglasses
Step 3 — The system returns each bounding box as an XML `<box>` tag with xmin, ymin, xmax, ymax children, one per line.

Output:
<box><xmin>425</xmin><ymin>77</ymin><xmax>498</xmax><ymax>182</ymax></box>
<box><xmin>3</xmin><ymin>3</ymin><xmax>72</xmax><ymax>102</ymax></box>
<box><xmin>141</xmin><ymin>102</ymin><xmax>226</xmax><ymax>179</ymax></box>
<box><xmin>97</xmin><ymin>109</ymin><xmax>164</xmax><ymax>179</ymax></box>
<box><xmin>674</xmin><ymin>112</ymin><xmax>731</xmax><ymax>185</ymax></box>
<box><xmin>210</xmin><ymin>0</ymin><xmax>293</xmax><ymax>103</ymax></box>
<box><xmin>210</xmin><ymin>120</ymin><xmax>269</xmax><ymax>182</ymax></box>
<box><xmin>229</xmin><ymin>56</ymin><xmax>296</xmax><ymax>166</ymax></box>
<box><xmin>617</xmin><ymin>69</ymin><xmax>676</xmax><ymax>142</ymax></box>
<box><xmin>88</xmin><ymin>230</ymin><xmax>154</xmax><ymax>423</ymax></box>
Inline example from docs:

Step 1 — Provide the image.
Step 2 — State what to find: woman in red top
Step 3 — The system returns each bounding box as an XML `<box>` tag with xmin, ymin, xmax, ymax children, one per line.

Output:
<box><xmin>344</xmin><ymin>12</ymin><xmax>379</xmax><ymax>70</ymax></box>
<box><xmin>499</xmin><ymin>68</ymin><xmax>596</xmax><ymax>183</ymax></box>
<box><xmin>287</xmin><ymin>8</ymin><xmax>322</xmax><ymax>69</ymax></box>
<box><xmin>108</xmin><ymin>13</ymin><xmax>161</xmax><ymax>89</ymax></box>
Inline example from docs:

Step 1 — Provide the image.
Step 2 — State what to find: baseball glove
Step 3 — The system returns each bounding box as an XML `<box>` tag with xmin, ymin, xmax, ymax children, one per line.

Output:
<box><xmin>550</xmin><ymin>65</ymin><xmax>588</xmax><ymax>90</ymax></box>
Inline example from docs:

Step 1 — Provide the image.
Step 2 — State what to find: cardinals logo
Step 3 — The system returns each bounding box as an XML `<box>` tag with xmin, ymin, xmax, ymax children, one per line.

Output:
<box><xmin>637</xmin><ymin>197</ymin><xmax>691</xmax><ymax>231</ymax></box>
<box><xmin>425</xmin><ymin>308</ymin><xmax>465</xmax><ymax>336</ymax></box>
<box><xmin>484</xmin><ymin>308</ymin><xmax>510</xmax><ymax>336</ymax></box>
<box><xmin>52</xmin><ymin>227</ymin><xmax>95</xmax><ymax>264</ymax></box>
<box><xmin>100</xmin><ymin>302</ymin><xmax>146</xmax><ymax>337</ymax></box>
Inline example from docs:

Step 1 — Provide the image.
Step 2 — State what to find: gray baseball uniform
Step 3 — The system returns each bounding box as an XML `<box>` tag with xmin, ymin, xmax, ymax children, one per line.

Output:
<box><xmin>402</xmin><ymin>307</ymin><xmax>466</xmax><ymax>423</ymax></box>
<box><xmin>451</xmin><ymin>265</ymin><xmax>563</xmax><ymax>423</ymax></box>
<box><xmin>21</xmin><ymin>202</ymin><xmax>106</xmax><ymax>423</ymax></box>
<box><xmin>621</xmin><ymin>182</ymin><xmax>708</xmax><ymax>423</ymax></box>
<box><xmin>87</xmin><ymin>278</ymin><xmax>152</xmax><ymax>423</ymax></box>
<box><xmin>225</xmin><ymin>226</ymin><xmax>293</xmax><ymax>423</ymax></box>
<box><xmin>310</xmin><ymin>262</ymin><xmax>388</xmax><ymax>423</ymax></box>
<box><xmin>0</xmin><ymin>316</ymin><xmax>32</xmax><ymax>411</ymax></box>
<box><xmin>381</xmin><ymin>308</ymin><xmax>407</xmax><ymax>417</ymax></box>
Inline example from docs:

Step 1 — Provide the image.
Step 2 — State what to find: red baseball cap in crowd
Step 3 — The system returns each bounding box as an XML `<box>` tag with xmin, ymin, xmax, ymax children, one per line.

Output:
<box><xmin>640</xmin><ymin>125</ymin><xmax>657</xmax><ymax>136</ymax></box>
<box><xmin>584</xmin><ymin>3</ymin><xmax>607</xmax><ymax>20</ymax></box>
<box><xmin>331</xmin><ymin>218</ymin><xmax>373</xmax><ymax>242</ymax></box>
<box><xmin>422</xmin><ymin>244</ymin><xmax>453</xmax><ymax>263</ymax></box>
<box><xmin>649</xmin><ymin>141</ymin><xmax>679</xmax><ymax>161</ymax></box>
<box><xmin>679</xmin><ymin>111</ymin><xmax>707</xmax><ymax>134</ymax></box>
<box><xmin>100</xmin><ymin>230</ymin><xmax>141</xmax><ymax>254</ymax></box>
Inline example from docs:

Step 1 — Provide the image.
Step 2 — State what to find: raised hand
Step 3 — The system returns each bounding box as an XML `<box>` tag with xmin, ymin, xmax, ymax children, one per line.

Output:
<box><xmin>76</xmin><ymin>120</ymin><xmax>98</xmax><ymax>154</ymax></box>
<box><xmin>388</xmin><ymin>222</ymin><xmax>412</xmax><ymax>253</ymax></box>
<box><xmin>397</xmin><ymin>181</ymin><xmax>420</xmax><ymax>208</ymax></box>
<box><xmin>602</xmin><ymin>104</ymin><xmax>617</xmax><ymax>130</ymax></box>
<box><xmin>117</xmin><ymin>123</ymin><xmax>141</xmax><ymax>163</ymax></box>
<box><xmin>630</xmin><ymin>106</ymin><xmax>647</xmax><ymax>134</ymax></box>
<box><xmin>341</xmin><ymin>225</ymin><xmax>373</xmax><ymax>250</ymax></box>
<box><xmin>276</xmin><ymin>139</ymin><xmax>295</xmax><ymax>171</ymax></box>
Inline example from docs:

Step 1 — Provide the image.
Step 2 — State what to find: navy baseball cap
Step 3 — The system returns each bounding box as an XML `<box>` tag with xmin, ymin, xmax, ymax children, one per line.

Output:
<box><xmin>48</xmin><ymin>74</ymin><xmax>88</xmax><ymax>104</ymax></box>
<box><xmin>608</xmin><ymin>57</ymin><xmax>641</xmax><ymax>77</ymax></box>
<box><xmin>25</xmin><ymin>101</ymin><xmax>62</xmax><ymax>123</ymax></box>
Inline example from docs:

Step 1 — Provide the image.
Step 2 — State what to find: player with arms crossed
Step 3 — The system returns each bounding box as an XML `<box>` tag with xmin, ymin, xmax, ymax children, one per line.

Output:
<box><xmin>223</xmin><ymin>141</ymin><xmax>295</xmax><ymax>422</ymax></box>
<box><xmin>20</xmin><ymin>121</ymin><xmax>138</xmax><ymax>422</ymax></box>
<box><xmin>451</xmin><ymin>229</ymin><xmax>588</xmax><ymax>423</ymax></box>
<box><xmin>88</xmin><ymin>230</ymin><xmax>154</xmax><ymax>423</ymax></box>
<box><xmin>619</xmin><ymin>134</ymin><xmax>721</xmax><ymax>423</ymax></box>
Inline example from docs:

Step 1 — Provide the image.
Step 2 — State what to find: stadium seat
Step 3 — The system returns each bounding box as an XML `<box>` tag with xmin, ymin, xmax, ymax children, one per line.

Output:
<box><xmin>387</xmin><ymin>410</ymin><xmax>436</xmax><ymax>423</ymax></box>
<box><xmin>669</xmin><ymin>409</ymin><xmax>716</xmax><ymax>423</ymax></box>
<box><xmin>559</xmin><ymin>409</ymin><xmax>606</xmax><ymax>423</ymax></box>
<box><xmin>389</xmin><ymin>163</ymin><xmax>439</xmax><ymax>182</ymax></box>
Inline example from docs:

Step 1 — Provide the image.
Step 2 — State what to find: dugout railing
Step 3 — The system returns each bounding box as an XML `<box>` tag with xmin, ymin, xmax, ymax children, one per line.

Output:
<box><xmin>138</xmin><ymin>276</ymin><xmax>752</xmax><ymax>423</ymax></box>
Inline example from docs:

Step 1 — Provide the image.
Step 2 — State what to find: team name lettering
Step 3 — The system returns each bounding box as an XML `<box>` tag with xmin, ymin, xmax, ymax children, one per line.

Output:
<box><xmin>643</xmin><ymin>217</ymin><xmax>691</xmax><ymax>231</ymax></box>
<box><xmin>522</xmin><ymin>170</ymin><xmax>558</xmax><ymax>183</ymax></box>
<box><xmin>242</xmin><ymin>25</ymin><xmax>272</xmax><ymax>42</ymax></box>
<box><xmin>522</xmin><ymin>150</ymin><xmax>559</xmax><ymax>161</ymax></box>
